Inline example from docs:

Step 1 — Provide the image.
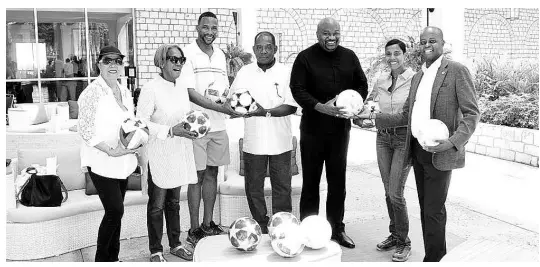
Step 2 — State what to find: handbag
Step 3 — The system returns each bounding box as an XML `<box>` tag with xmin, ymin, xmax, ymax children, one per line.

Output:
<box><xmin>17</xmin><ymin>174</ymin><xmax>69</xmax><ymax>207</ymax></box>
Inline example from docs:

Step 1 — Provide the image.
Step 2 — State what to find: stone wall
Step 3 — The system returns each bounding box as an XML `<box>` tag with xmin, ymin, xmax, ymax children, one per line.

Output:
<box><xmin>256</xmin><ymin>8</ymin><xmax>423</xmax><ymax>66</ymax></box>
<box><xmin>465</xmin><ymin>123</ymin><xmax>539</xmax><ymax>167</ymax></box>
<box><xmin>134</xmin><ymin>8</ymin><xmax>237</xmax><ymax>86</ymax></box>
<box><xmin>464</xmin><ymin>8</ymin><xmax>539</xmax><ymax>60</ymax></box>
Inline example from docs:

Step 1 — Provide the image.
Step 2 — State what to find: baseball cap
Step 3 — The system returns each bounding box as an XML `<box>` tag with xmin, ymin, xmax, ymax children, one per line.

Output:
<box><xmin>98</xmin><ymin>46</ymin><xmax>125</xmax><ymax>59</ymax></box>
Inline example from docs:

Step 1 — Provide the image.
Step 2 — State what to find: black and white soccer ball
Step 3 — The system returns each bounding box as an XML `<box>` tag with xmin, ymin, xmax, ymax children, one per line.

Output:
<box><xmin>228</xmin><ymin>217</ymin><xmax>263</xmax><ymax>251</ymax></box>
<box><xmin>230</xmin><ymin>89</ymin><xmax>258</xmax><ymax>114</ymax></box>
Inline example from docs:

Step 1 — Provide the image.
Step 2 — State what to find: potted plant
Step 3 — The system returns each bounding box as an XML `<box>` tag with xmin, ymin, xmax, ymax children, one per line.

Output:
<box><xmin>224</xmin><ymin>43</ymin><xmax>253</xmax><ymax>85</ymax></box>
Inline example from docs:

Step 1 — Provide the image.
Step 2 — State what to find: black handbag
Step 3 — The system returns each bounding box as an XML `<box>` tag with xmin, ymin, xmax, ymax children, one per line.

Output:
<box><xmin>17</xmin><ymin>174</ymin><xmax>69</xmax><ymax>207</ymax></box>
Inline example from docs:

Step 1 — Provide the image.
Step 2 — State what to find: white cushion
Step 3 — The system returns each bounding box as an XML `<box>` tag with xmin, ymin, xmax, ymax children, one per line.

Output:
<box><xmin>17</xmin><ymin>147</ymin><xmax>85</xmax><ymax>191</ymax></box>
<box><xmin>8</xmin><ymin>106</ymin><xmax>47</xmax><ymax>128</ymax></box>
<box><xmin>7</xmin><ymin>190</ymin><xmax>148</xmax><ymax>223</ymax></box>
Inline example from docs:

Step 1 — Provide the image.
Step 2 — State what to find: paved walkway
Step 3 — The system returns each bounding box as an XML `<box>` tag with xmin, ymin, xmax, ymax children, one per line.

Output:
<box><xmin>14</xmin><ymin>116</ymin><xmax>539</xmax><ymax>262</ymax></box>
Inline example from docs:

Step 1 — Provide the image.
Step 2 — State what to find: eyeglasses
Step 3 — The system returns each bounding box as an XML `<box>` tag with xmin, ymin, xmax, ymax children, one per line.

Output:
<box><xmin>254</xmin><ymin>44</ymin><xmax>275</xmax><ymax>53</ymax></box>
<box><xmin>166</xmin><ymin>56</ymin><xmax>187</xmax><ymax>65</ymax></box>
<box><xmin>101</xmin><ymin>57</ymin><xmax>123</xmax><ymax>65</ymax></box>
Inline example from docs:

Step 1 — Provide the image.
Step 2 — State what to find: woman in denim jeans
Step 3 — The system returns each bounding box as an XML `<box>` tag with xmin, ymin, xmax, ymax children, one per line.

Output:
<box><xmin>354</xmin><ymin>39</ymin><xmax>415</xmax><ymax>262</ymax></box>
<box><xmin>137</xmin><ymin>44</ymin><xmax>198</xmax><ymax>262</ymax></box>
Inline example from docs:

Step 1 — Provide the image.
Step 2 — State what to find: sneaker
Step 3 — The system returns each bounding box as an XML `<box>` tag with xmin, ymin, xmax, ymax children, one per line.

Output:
<box><xmin>186</xmin><ymin>227</ymin><xmax>207</xmax><ymax>247</ymax></box>
<box><xmin>201</xmin><ymin>221</ymin><xmax>225</xmax><ymax>236</ymax></box>
<box><xmin>170</xmin><ymin>245</ymin><xmax>193</xmax><ymax>261</ymax></box>
<box><xmin>376</xmin><ymin>235</ymin><xmax>397</xmax><ymax>251</ymax></box>
<box><xmin>209</xmin><ymin>221</ymin><xmax>226</xmax><ymax>235</ymax></box>
<box><xmin>392</xmin><ymin>243</ymin><xmax>411</xmax><ymax>262</ymax></box>
<box><xmin>149</xmin><ymin>252</ymin><xmax>167</xmax><ymax>262</ymax></box>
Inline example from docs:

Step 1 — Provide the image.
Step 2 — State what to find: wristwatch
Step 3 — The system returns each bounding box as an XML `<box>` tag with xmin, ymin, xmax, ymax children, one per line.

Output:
<box><xmin>265</xmin><ymin>110</ymin><xmax>272</xmax><ymax>118</ymax></box>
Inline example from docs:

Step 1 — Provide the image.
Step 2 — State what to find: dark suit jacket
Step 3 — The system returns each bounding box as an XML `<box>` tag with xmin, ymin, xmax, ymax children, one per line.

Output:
<box><xmin>376</xmin><ymin>57</ymin><xmax>480</xmax><ymax>171</ymax></box>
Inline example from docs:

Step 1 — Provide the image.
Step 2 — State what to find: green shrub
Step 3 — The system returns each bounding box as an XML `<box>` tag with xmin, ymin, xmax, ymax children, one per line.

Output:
<box><xmin>473</xmin><ymin>57</ymin><xmax>539</xmax><ymax>129</ymax></box>
<box><xmin>478</xmin><ymin>94</ymin><xmax>539</xmax><ymax>130</ymax></box>
<box><xmin>473</xmin><ymin>57</ymin><xmax>539</xmax><ymax>100</ymax></box>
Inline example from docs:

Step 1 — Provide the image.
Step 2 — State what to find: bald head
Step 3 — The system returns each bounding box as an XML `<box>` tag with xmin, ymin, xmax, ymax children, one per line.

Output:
<box><xmin>420</xmin><ymin>26</ymin><xmax>445</xmax><ymax>66</ymax></box>
<box><xmin>317</xmin><ymin>17</ymin><xmax>340</xmax><ymax>33</ymax></box>
<box><xmin>422</xmin><ymin>26</ymin><xmax>444</xmax><ymax>40</ymax></box>
<box><xmin>316</xmin><ymin>17</ymin><xmax>341</xmax><ymax>52</ymax></box>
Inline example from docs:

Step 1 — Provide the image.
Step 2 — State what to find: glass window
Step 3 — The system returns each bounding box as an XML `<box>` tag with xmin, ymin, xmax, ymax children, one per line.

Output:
<box><xmin>6</xmin><ymin>8</ymin><xmax>37</xmax><ymax>80</ymax></box>
<box><xmin>36</xmin><ymin>8</ymin><xmax>86</xmax><ymax>102</ymax></box>
<box><xmin>87</xmin><ymin>9</ymin><xmax>134</xmax><ymax>78</ymax></box>
<box><xmin>5</xmin><ymin>8</ymin><xmax>134</xmax><ymax>104</ymax></box>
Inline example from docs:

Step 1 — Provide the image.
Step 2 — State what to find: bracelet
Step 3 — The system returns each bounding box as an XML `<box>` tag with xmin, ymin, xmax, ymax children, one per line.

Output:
<box><xmin>169</xmin><ymin>127</ymin><xmax>174</xmax><ymax>138</ymax></box>
<box><xmin>369</xmin><ymin>111</ymin><xmax>374</xmax><ymax>120</ymax></box>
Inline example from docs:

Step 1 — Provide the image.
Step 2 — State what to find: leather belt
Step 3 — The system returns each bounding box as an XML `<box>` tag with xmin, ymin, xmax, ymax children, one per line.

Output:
<box><xmin>377</xmin><ymin>127</ymin><xmax>407</xmax><ymax>135</ymax></box>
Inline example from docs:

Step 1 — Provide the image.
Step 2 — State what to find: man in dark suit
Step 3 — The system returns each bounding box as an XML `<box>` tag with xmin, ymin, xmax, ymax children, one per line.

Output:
<box><xmin>290</xmin><ymin>17</ymin><xmax>368</xmax><ymax>249</ymax></box>
<box><xmin>356</xmin><ymin>26</ymin><xmax>480</xmax><ymax>261</ymax></box>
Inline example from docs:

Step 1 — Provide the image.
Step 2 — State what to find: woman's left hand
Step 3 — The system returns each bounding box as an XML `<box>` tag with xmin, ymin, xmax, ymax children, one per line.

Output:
<box><xmin>108</xmin><ymin>140</ymin><xmax>138</xmax><ymax>157</ymax></box>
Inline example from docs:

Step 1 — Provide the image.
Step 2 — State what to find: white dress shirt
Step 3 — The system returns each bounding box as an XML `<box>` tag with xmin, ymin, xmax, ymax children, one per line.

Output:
<box><xmin>78</xmin><ymin>76</ymin><xmax>137</xmax><ymax>179</ymax></box>
<box><xmin>180</xmin><ymin>41</ymin><xmax>229</xmax><ymax>132</ymax></box>
<box><xmin>136</xmin><ymin>75</ymin><xmax>198</xmax><ymax>189</ymax></box>
<box><xmin>411</xmin><ymin>56</ymin><xmax>444</xmax><ymax>139</ymax></box>
<box><xmin>230</xmin><ymin>62</ymin><xmax>298</xmax><ymax>155</ymax></box>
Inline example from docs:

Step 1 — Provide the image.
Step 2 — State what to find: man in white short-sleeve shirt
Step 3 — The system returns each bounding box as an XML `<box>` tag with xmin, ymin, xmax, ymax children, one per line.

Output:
<box><xmin>230</xmin><ymin>31</ymin><xmax>298</xmax><ymax>233</ymax></box>
<box><xmin>180</xmin><ymin>11</ymin><xmax>240</xmax><ymax>247</ymax></box>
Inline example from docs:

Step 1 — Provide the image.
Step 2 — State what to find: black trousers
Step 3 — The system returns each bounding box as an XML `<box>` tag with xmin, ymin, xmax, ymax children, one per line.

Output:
<box><xmin>244</xmin><ymin>151</ymin><xmax>292</xmax><ymax>226</ymax></box>
<box><xmin>411</xmin><ymin>138</ymin><xmax>452</xmax><ymax>262</ymax></box>
<box><xmin>299</xmin><ymin>130</ymin><xmax>350</xmax><ymax>233</ymax></box>
<box><xmin>87</xmin><ymin>168</ymin><xmax>128</xmax><ymax>262</ymax></box>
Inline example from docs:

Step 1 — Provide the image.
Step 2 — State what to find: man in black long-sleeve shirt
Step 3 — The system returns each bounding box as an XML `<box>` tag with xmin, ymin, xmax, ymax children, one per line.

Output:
<box><xmin>290</xmin><ymin>17</ymin><xmax>368</xmax><ymax>249</ymax></box>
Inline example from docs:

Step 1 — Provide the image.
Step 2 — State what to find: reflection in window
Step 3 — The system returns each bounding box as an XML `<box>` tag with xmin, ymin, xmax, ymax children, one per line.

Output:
<box><xmin>5</xmin><ymin>8</ymin><xmax>134</xmax><ymax>104</ymax></box>
<box><xmin>6</xmin><ymin>9</ymin><xmax>37</xmax><ymax>80</ymax></box>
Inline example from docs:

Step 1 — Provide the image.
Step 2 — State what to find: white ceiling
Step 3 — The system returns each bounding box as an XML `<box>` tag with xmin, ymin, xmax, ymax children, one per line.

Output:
<box><xmin>6</xmin><ymin>8</ymin><xmax>132</xmax><ymax>23</ymax></box>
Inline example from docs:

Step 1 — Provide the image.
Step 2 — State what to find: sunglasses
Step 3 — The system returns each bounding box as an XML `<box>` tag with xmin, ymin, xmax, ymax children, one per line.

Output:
<box><xmin>101</xmin><ymin>57</ymin><xmax>124</xmax><ymax>65</ymax></box>
<box><xmin>166</xmin><ymin>56</ymin><xmax>187</xmax><ymax>65</ymax></box>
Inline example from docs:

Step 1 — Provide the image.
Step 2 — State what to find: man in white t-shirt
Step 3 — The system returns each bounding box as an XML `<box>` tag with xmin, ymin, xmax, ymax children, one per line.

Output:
<box><xmin>180</xmin><ymin>11</ymin><xmax>240</xmax><ymax>247</ymax></box>
<box><xmin>230</xmin><ymin>31</ymin><xmax>298</xmax><ymax>233</ymax></box>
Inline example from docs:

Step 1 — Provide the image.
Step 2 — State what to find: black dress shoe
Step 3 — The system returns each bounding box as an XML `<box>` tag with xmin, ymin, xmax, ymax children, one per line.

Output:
<box><xmin>331</xmin><ymin>231</ymin><xmax>355</xmax><ymax>248</ymax></box>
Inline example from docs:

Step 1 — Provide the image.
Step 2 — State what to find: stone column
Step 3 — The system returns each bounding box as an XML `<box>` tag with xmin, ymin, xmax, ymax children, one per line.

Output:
<box><xmin>428</xmin><ymin>8</ymin><xmax>466</xmax><ymax>63</ymax></box>
<box><xmin>237</xmin><ymin>8</ymin><xmax>257</xmax><ymax>56</ymax></box>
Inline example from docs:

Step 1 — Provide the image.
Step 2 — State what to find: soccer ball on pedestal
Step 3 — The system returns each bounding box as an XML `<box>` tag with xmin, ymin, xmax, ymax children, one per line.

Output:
<box><xmin>268</xmin><ymin>212</ymin><xmax>300</xmax><ymax>238</ymax></box>
<box><xmin>119</xmin><ymin>118</ymin><xmax>149</xmax><ymax>149</ymax></box>
<box><xmin>270</xmin><ymin>223</ymin><xmax>305</xmax><ymax>258</ymax></box>
<box><xmin>230</xmin><ymin>89</ymin><xmax>258</xmax><ymax>114</ymax></box>
<box><xmin>181</xmin><ymin>110</ymin><xmax>211</xmax><ymax>138</ymax></box>
<box><xmin>228</xmin><ymin>217</ymin><xmax>263</xmax><ymax>251</ymax></box>
<box><xmin>300</xmin><ymin>215</ymin><xmax>332</xmax><ymax>249</ymax></box>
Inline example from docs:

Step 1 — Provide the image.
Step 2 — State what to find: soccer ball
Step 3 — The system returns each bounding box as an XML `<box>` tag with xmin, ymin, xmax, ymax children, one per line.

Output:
<box><xmin>182</xmin><ymin>110</ymin><xmax>211</xmax><ymax>138</ymax></box>
<box><xmin>336</xmin><ymin>89</ymin><xmax>364</xmax><ymax>118</ymax></box>
<box><xmin>119</xmin><ymin>118</ymin><xmax>149</xmax><ymax>149</ymax></box>
<box><xmin>300</xmin><ymin>215</ymin><xmax>332</xmax><ymax>249</ymax></box>
<box><xmin>228</xmin><ymin>217</ymin><xmax>263</xmax><ymax>251</ymax></box>
<box><xmin>418</xmin><ymin>119</ymin><xmax>449</xmax><ymax>146</ymax></box>
<box><xmin>268</xmin><ymin>212</ymin><xmax>300</xmax><ymax>239</ymax></box>
<box><xmin>230</xmin><ymin>89</ymin><xmax>258</xmax><ymax>114</ymax></box>
<box><xmin>270</xmin><ymin>223</ymin><xmax>305</xmax><ymax>258</ymax></box>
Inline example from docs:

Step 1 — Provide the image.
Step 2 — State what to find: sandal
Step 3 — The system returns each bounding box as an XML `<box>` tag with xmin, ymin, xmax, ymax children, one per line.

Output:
<box><xmin>149</xmin><ymin>252</ymin><xmax>167</xmax><ymax>262</ymax></box>
<box><xmin>170</xmin><ymin>245</ymin><xmax>193</xmax><ymax>261</ymax></box>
